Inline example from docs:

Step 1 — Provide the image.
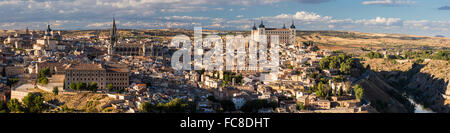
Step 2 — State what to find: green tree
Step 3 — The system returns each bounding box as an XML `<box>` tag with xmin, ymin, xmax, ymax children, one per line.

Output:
<box><xmin>7</xmin><ymin>78</ymin><xmax>19</xmax><ymax>87</ymax></box>
<box><xmin>22</xmin><ymin>93</ymin><xmax>46</xmax><ymax>113</ymax></box>
<box><xmin>7</xmin><ymin>98</ymin><xmax>23</xmax><ymax>113</ymax></box>
<box><xmin>90</xmin><ymin>82</ymin><xmax>98</xmax><ymax>92</ymax></box>
<box><xmin>366</xmin><ymin>52</ymin><xmax>383</xmax><ymax>59</ymax></box>
<box><xmin>53</xmin><ymin>87</ymin><xmax>59</xmax><ymax>95</ymax></box>
<box><xmin>38</xmin><ymin>77</ymin><xmax>48</xmax><ymax>85</ymax></box>
<box><xmin>38</xmin><ymin>68</ymin><xmax>51</xmax><ymax>78</ymax></box>
<box><xmin>69</xmin><ymin>83</ymin><xmax>76</xmax><ymax>90</ymax></box>
<box><xmin>297</xmin><ymin>102</ymin><xmax>306</xmax><ymax>110</ymax></box>
<box><xmin>139</xmin><ymin>102</ymin><xmax>154</xmax><ymax>113</ymax></box>
<box><xmin>315</xmin><ymin>82</ymin><xmax>326</xmax><ymax>98</ymax></box>
<box><xmin>107</xmin><ymin>84</ymin><xmax>114</xmax><ymax>92</ymax></box>
<box><xmin>75</xmin><ymin>82</ymin><xmax>86</xmax><ymax>91</ymax></box>
<box><xmin>354</xmin><ymin>85</ymin><xmax>364</xmax><ymax>101</ymax></box>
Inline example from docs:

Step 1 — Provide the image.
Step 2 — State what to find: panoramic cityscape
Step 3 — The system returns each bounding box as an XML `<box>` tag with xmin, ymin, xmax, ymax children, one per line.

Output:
<box><xmin>0</xmin><ymin>0</ymin><xmax>449</xmax><ymax>115</ymax></box>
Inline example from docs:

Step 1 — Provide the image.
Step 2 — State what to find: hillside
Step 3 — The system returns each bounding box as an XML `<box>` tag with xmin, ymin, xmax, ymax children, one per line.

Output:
<box><xmin>363</xmin><ymin>59</ymin><xmax>450</xmax><ymax>112</ymax></box>
<box><xmin>296</xmin><ymin>31</ymin><xmax>450</xmax><ymax>51</ymax></box>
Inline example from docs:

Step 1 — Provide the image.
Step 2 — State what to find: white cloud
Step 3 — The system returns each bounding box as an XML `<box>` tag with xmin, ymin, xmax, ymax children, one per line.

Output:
<box><xmin>87</xmin><ymin>22</ymin><xmax>115</xmax><ymax>28</ymax></box>
<box><xmin>273</xmin><ymin>11</ymin><xmax>332</xmax><ymax>21</ymax></box>
<box><xmin>355</xmin><ymin>17</ymin><xmax>403</xmax><ymax>26</ymax></box>
<box><xmin>163</xmin><ymin>16</ymin><xmax>210</xmax><ymax>20</ymax></box>
<box><xmin>362</xmin><ymin>0</ymin><xmax>415</xmax><ymax>6</ymax></box>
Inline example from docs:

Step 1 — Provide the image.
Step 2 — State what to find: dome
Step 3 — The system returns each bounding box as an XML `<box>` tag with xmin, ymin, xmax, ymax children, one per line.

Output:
<box><xmin>259</xmin><ymin>20</ymin><xmax>265</xmax><ymax>28</ymax></box>
<box><xmin>290</xmin><ymin>20</ymin><xmax>296</xmax><ymax>29</ymax></box>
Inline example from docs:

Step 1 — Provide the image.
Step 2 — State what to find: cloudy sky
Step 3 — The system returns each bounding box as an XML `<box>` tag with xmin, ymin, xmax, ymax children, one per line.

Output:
<box><xmin>0</xmin><ymin>0</ymin><xmax>449</xmax><ymax>37</ymax></box>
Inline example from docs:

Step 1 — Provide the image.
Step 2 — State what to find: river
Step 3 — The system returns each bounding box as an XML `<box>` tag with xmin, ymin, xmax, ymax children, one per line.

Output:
<box><xmin>407</xmin><ymin>98</ymin><xmax>435</xmax><ymax>113</ymax></box>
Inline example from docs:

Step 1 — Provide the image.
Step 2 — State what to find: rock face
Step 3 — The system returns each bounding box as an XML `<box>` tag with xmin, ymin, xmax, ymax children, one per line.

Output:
<box><xmin>377</xmin><ymin>60</ymin><xmax>450</xmax><ymax>113</ymax></box>
<box><xmin>358</xmin><ymin>71</ymin><xmax>414</xmax><ymax>113</ymax></box>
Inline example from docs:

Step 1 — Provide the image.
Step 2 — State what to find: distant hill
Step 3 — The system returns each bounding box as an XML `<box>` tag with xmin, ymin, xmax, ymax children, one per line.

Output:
<box><xmin>295</xmin><ymin>30</ymin><xmax>450</xmax><ymax>51</ymax></box>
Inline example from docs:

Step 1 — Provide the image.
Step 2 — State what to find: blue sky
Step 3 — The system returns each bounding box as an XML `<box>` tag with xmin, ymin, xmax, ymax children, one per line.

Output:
<box><xmin>0</xmin><ymin>0</ymin><xmax>449</xmax><ymax>37</ymax></box>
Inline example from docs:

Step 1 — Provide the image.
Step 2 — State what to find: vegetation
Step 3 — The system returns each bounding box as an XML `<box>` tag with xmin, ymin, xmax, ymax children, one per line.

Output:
<box><xmin>319</xmin><ymin>54</ymin><xmax>364</xmax><ymax>75</ymax></box>
<box><xmin>332</xmin><ymin>75</ymin><xmax>345</xmax><ymax>82</ymax></box>
<box><xmin>6</xmin><ymin>78</ymin><xmax>19</xmax><ymax>87</ymax></box>
<box><xmin>206</xmin><ymin>96</ymin><xmax>235</xmax><ymax>112</ymax></box>
<box><xmin>313</xmin><ymin>82</ymin><xmax>332</xmax><ymax>99</ymax></box>
<box><xmin>240</xmin><ymin>99</ymin><xmax>277</xmax><ymax>113</ymax></box>
<box><xmin>296</xmin><ymin>102</ymin><xmax>306</xmax><ymax>110</ymax></box>
<box><xmin>353</xmin><ymin>85</ymin><xmax>364</xmax><ymax>101</ymax></box>
<box><xmin>38</xmin><ymin>68</ymin><xmax>51</xmax><ymax>78</ymax></box>
<box><xmin>85</xmin><ymin>100</ymin><xmax>99</xmax><ymax>112</ymax></box>
<box><xmin>139</xmin><ymin>98</ymin><xmax>191</xmax><ymax>113</ymax></box>
<box><xmin>404</xmin><ymin>50</ymin><xmax>450</xmax><ymax>61</ymax></box>
<box><xmin>7</xmin><ymin>99</ymin><xmax>23</xmax><ymax>113</ymax></box>
<box><xmin>139</xmin><ymin>102</ymin><xmax>153</xmax><ymax>113</ymax></box>
<box><xmin>5</xmin><ymin>93</ymin><xmax>48</xmax><ymax>113</ymax></box>
<box><xmin>222</xmin><ymin>71</ymin><xmax>243</xmax><ymax>85</ymax></box>
<box><xmin>60</xmin><ymin>105</ymin><xmax>73</xmax><ymax>113</ymax></box>
<box><xmin>68</xmin><ymin>82</ymin><xmax>98</xmax><ymax>92</ymax></box>
<box><xmin>22</xmin><ymin>93</ymin><xmax>46</xmax><ymax>113</ymax></box>
<box><xmin>37</xmin><ymin>68</ymin><xmax>51</xmax><ymax>85</ymax></box>
<box><xmin>38</xmin><ymin>77</ymin><xmax>49</xmax><ymax>85</ymax></box>
<box><xmin>53</xmin><ymin>87</ymin><xmax>59</xmax><ymax>95</ymax></box>
<box><xmin>220</xmin><ymin>100</ymin><xmax>236</xmax><ymax>112</ymax></box>
<box><xmin>366</xmin><ymin>52</ymin><xmax>383</xmax><ymax>59</ymax></box>
<box><xmin>107</xmin><ymin>84</ymin><xmax>114</xmax><ymax>92</ymax></box>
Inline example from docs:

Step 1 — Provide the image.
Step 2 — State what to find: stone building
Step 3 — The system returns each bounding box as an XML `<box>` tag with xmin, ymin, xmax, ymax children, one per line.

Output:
<box><xmin>35</xmin><ymin>61</ymin><xmax>65</xmax><ymax>74</ymax></box>
<box><xmin>5</xmin><ymin>66</ymin><xmax>25</xmax><ymax>77</ymax></box>
<box><xmin>64</xmin><ymin>63</ymin><xmax>130</xmax><ymax>91</ymax></box>
<box><xmin>106</xmin><ymin>18</ymin><xmax>149</xmax><ymax>57</ymax></box>
<box><xmin>251</xmin><ymin>20</ymin><xmax>296</xmax><ymax>45</ymax></box>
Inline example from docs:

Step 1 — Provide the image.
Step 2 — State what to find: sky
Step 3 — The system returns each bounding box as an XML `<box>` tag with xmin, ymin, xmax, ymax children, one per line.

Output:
<box><xmin>0</xmin><ymin>0</ymin><xmax>449</xmax><ymax>37</ymax></box>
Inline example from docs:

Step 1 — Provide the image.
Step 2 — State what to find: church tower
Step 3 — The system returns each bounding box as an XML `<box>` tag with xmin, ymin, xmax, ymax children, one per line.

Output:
<box><xmin>110</xmin><ymin>17</ymin><xmax>118</xmax><ymax>46</ymax></box>
<box><xmin>108</xmin><ymin>17</ymin><xmax>117</xmax><ymax>55</ymax></box>
<box><xmin>257</xmin><ymin>20</ymin><xmax>266</xmax><ymax>42</ymax></box>
<box><xmin>289</xmin><ymin>20</ymin><xmax>296</xmax><ymax>45</ymax></box>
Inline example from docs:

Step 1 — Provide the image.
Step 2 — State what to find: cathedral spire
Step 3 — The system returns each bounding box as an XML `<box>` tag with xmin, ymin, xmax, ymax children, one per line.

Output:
<box><xmin>110</xmin><ymin>17</ymin><xmax>118</xmax><ymax>46</ymax></box>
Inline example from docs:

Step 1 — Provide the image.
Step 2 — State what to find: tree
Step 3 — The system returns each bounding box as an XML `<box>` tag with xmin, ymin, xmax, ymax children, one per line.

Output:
<box><xmin>139</xmin><ymin>102</ymin><xmax>154</xmax><ymax>113</ymax></box>
<box><xmin>297</xmin><ymin>102</ymin><xmax>306</xmax><ymax>110</ymax></box>
<box><xmin>22</xmin><ymin>93</ymin><xmax>46</xmax><ymax>113</ymax></box>
<box><xmin>7</xmin><ymin>99</ymin><xmax>23</xmax><ymax>113</ymax></box>
<box><xmin>75</xmin><ymin>82</ymin><xmax>86</xmax><ymax>91</ymax></box>
<box><xmin>53</xmin><ymin>87</ymin><xmax>59</xmax><ymax>95</ymax></box>
<box><xmin>38</xmin><ymin>77</ymin><xmax>48</xmax><ymax>85</ymax></box>
<box><xmin>220</xmin><ymin>100</ymin><xmax>236</xmax><ymax>112</ymax></box>
<box><xmin>38</xmin><ymin>68</ymin><xmax>51</xmax><ymax>78</ymax></box>
<box><xmin>366</xmin><ymin>52</ymin><xmax>383</xmax><ymax>59</ymax></box>
<box><xmin>90</xmin><ymin>82</ymin><xmax>98</xmax><ymax>93</ymax></box>
<box><xmin>315</xmin><ymin>82</ymin><xmax>326</xmax><ymax>98</ymax></box>
<box><xmin>354</xmin><ymin>85</ymin><xmax>364</xmax><ymax>101</ymax></box>
<box><xmin>107</xmin><ymin>84</ymin><xmax>114</xmax><ymax>92</ymax></box>
<box><xmin>7</xmin><ymin>78</ymin><xmax>19</xmax><ymax>87</ymax></box>
<box><xmin>69</xmin><ymin>83</ymin><xmax>76</xmax><ymax>90</ymax></box>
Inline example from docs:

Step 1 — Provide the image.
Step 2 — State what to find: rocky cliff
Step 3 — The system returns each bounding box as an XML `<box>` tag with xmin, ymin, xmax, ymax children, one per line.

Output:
<box><xmin>368</xmin><ymin>59</ymin><xmax>450</xmax><ymax>113</ymax></box>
